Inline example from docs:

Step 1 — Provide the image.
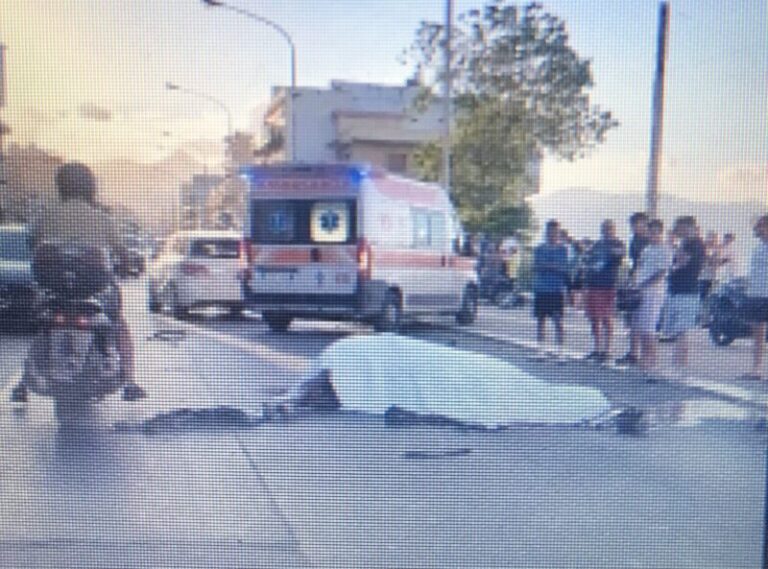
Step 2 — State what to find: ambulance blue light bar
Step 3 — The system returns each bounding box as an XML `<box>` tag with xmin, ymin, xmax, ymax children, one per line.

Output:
<box><xmin>239</xmin><ymin>163</ymin><xmax>370</xmax><ymax>191</ymax></box>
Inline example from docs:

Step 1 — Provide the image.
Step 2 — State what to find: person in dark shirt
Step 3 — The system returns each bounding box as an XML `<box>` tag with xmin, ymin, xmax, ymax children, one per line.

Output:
<box><xmin>662</xmin><ymin>216</ymin><xmax>706</xmax><ymax>374</ymax></box>
<box><xmin>583</xmin><ymin>220</ymin><xmax>626</xmax><ymax>363</ymax></box>
<box><xmin>617</xmin><ymin>212</ymin><xmax>650</xmax><ymax>366</ymax></box>
<box><xmin>532</xmin><ymin>220</ymin><xmax>570</xmax><ymax>360</ymax></box>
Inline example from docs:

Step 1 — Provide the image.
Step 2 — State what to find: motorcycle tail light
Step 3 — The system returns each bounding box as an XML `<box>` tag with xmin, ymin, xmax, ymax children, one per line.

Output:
<box><xmin>74</xmin><ymin>315</ymin><xmax>93</xmax><ymax>330</ymax></box>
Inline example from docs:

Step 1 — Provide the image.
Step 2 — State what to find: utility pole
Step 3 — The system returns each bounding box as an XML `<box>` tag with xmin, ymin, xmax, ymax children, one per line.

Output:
<box><xmin>0</xmin><ymin>44</ymin><xmax>7</xmax><ymax>222</ymax></box>
<box><xmin>441</xmin><ymin>0</ymin><xmax>453</xmax><ymax>192</ymax></box>
<box><xmin>645</xmin><ymin>1</ymin><xmax>670</xmax><ymax>219</ymax></box>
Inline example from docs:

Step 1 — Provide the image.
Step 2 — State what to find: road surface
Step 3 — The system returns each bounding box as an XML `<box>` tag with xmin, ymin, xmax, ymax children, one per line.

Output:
<box><xmin>0</xmin><ymin>279</ymin><xmax>764</xmax><ymax>568</ymax></box>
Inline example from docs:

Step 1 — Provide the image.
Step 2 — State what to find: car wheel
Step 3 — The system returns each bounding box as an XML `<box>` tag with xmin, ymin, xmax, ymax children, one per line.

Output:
<box><xmin>456</xmin><ymin>285</ymin><xmax>478</xmax><ymax>326</ymax></box>
<box><xmin>161</xmin><ymin>284</ymin><xmax>188</xmax><ymax>319</ymax></box>
<box><xmin>148</xmin><ymin>288</ymin><xmax>161</xmax><ymax>314</ymax></box>
<box><xmin>263</xmin><ymin>311</ymin><xmax>292</xmax><ymax>333</ymax></box>
<box><xmin>171</xmin><ymin>290</ymin><xmax>190</xmax><ymax>319</ymax></box>
<box><xmin>374</xmin><ymin>291</ymin><xmax>402</xmax><ymax>333</ymax></box>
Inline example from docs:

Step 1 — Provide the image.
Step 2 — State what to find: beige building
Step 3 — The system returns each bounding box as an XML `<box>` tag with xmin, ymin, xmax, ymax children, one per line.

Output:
<box><xmin>256</xmin><ymin>80</ymin><xmax>445</xmax><ymax>178</ymax></box>
<box><xmin>256</xmin><ymin>79</ymin><xmax>540</xmax><ymax>195</ymax></box>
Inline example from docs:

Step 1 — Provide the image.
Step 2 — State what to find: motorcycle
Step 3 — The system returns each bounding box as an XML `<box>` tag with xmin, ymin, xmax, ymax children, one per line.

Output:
<box><xmin>477</xmin><ymin>255</ymin><xmax>526</xmax><ymax>309</ymax></box>
<box><xmin>22</xmin><ymin>242</ymin><xmax>125</xmax><ymax>422</ymax></box>
<box><xmin>707</xmin><ymin>278</ymin><xmax>768</xmax><ymax>346</ymax></box>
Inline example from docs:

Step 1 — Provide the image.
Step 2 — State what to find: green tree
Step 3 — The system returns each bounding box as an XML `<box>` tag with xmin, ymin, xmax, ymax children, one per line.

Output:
<box><xmin>407</xmin><ymin>1</ymin><xmax>618</xmax><ymax>234</ymax></box>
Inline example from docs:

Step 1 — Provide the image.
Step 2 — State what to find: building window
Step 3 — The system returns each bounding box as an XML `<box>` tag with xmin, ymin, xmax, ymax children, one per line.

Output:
<box><xmin>387</xmin><ymin>153</ymin><xmax>408</xmax><ymax>173</ymax></box>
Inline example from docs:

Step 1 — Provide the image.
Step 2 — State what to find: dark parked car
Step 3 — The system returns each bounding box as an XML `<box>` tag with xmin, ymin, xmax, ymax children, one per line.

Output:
<box><xmin>0</xmin><ymin>225</ymin><xmax>40</xmax><ymax>328</ymax></box>
<box><xmin>114</xmin><ymin>236</ymin><xmax>147</xmax><ymax>277</ymax></box>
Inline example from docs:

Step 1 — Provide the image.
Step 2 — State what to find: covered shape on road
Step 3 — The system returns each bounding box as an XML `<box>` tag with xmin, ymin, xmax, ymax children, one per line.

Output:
<box><xmin>308</xmin><ymin>334</ymin><xmax>610</xmax><ymax>428</ymax></box>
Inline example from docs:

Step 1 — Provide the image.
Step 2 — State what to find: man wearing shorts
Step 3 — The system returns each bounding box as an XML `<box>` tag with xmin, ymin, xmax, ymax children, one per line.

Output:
<box><xmin>663</xmin><ymin>216</ymin><xmax>706</xmax><ymax>371</ymax></box>
<box><xmin>583</xmin><ymin>220</ymin><xmax>626</xmax><ymax>363</ymax></box>
<box><xmin>617</xmin><ymin>212</ymin><xmax>650</xmax><ymax>366</ymax></box>
<box><xmin>631</xmin><ymin>220</ymin><xmax>671</xmax><ymax>371</ymax></box>
<box><xmin>738</xmin><ymin>215</ymin><xmax>768</xmax><ymax>381</ymax></box>
<box><xmin>532</xmin><ymin>220</ymin><xmax>570</xmax><ymax>359</ymax></box>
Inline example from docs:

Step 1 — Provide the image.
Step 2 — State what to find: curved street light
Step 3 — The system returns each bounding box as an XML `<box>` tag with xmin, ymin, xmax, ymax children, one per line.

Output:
<box><xmin>165</xmin><ymin>82</ymin><xmax>233</xmax><ymax>138</ymax></box>
<box><xmin>201</xmin><ymin>0</ymin><xmax>297</xmax><ymax>161</ymax></box>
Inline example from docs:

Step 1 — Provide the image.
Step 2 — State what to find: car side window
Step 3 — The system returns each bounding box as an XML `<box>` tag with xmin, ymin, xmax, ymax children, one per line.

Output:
<box><xmin>412</xmin><ymin>210</ymin><xmax>430</xmax><ymax>249</ymax></box>
<box><xmin>412</xmin><ymin>210</ymin><xmax>447</xmax><ymax>250</ymax></box>
<box><xmin>429</xmin><ymin>212</ymin><xmax>447</xmax><ymax>251</ymax></box>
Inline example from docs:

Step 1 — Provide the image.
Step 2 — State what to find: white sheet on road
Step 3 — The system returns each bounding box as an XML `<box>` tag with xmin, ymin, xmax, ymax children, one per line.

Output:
<box><xmin>313</xmin><ymin>334</ymin><xmax>610</xmax><ymax>428</ymax></box>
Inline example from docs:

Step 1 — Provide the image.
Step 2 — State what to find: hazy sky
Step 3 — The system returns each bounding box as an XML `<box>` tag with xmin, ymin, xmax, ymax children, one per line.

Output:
<box><xmin>0</xmin><ymin>0</ymin><xmax>765</xmax><ymax>203</ymax></box>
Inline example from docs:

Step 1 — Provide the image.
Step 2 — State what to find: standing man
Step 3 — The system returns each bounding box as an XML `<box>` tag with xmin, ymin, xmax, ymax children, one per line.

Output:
<box><xmin>737</xmin><ymin>215</ymin><xmax>768</xmax><ymax>381</ymax></box>
<box><xmin>628</xmin><ymin>212</ymin><xmax>650</xmax><ymax>274</ymax></box>
<box><xmin>532</xmin><ymin>220</ymin><xmax>570</xmax><ymax>360</ymax></box>
<box><xmin>616</xmin><ymin>212</ymin><xmax>650</xmax><ymax>366</ymax></box>
<box><xmin>719</xmin><ymin>233</ymin><xmax>738</xmax><ymax>282</ymax></box>
<box><xmin>584</xmin><ymin>220</ymin><xmax>626</xmax><ymax>364</ymax></box>
<box><xmin>631</xmin><ymin>220</ymin><xmax>671</xmax><ymax>372</ymax></box>
<box><xmin>662</xmin><ymin>216</ymin><xmax>706</xmax><ymax>373</ymax></box>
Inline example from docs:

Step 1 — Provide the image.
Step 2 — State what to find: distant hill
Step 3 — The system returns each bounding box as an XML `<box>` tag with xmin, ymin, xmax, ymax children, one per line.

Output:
<box><xmin>529</xmin><ymin>188</ymin><xmax>761</xmax><ymax>240</ymax></box>
<box><xmin>93</xmin><ymin>150</ymin><xmax>210</xmax><ymax>232</ymax></box>
<box><xmin>529</xmin><ymin>187</ymin><xmax>763</xmax><ymax>273</ymax></box>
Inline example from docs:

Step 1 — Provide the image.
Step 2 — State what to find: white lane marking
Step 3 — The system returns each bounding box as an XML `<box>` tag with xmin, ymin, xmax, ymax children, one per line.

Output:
<box><xmin>153</xmin><ymin>315</ymin><xmax>311</xmax><ymax>374</ymax></box>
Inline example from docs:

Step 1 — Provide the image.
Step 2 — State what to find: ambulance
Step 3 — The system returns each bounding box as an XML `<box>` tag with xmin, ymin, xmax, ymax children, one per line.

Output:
<box><xmin>240</xmin><ymin>163</ymin><xmax>478</xmax><ymax>332</ymax></box>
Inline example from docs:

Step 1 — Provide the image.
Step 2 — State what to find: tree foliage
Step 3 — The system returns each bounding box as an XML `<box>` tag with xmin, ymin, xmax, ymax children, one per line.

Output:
<box><xmin>407</xmin><ymin>1</ymin><xmax>618</xmax><ymax>234</ymax></box>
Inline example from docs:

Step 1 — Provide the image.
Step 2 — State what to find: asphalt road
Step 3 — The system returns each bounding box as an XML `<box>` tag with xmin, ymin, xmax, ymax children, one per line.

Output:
<box><xmin>0</xmin><ymin>279</ymin><xmax>765</xmax><ymax>569</ymax></box>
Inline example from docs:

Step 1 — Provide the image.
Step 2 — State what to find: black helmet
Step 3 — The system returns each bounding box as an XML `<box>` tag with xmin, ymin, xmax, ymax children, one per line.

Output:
<box><xmin>55</xmin><ymin>162</ymin><xmax>97</xmax><ymax>202</ymax></box>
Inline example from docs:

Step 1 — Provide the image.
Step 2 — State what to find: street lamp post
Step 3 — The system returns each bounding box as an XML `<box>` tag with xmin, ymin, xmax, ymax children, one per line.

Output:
<box><xmin>201</xmin><ymin>0</ymin><xmax>297</xmax><ymax>162</ymax></box>
<box><xmin>165</xmin><ymin>82</ymin><xmax>232</xmax><ymax>138</ymax></box>
<box><xmin>166</xmin><ymin>82</ymin><xmax>233</xmax><ymax>229</ymax></box>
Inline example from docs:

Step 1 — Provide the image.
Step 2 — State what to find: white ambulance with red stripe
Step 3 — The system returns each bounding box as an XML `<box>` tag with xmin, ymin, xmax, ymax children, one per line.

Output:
<box><xmin>240</xmin><ymin>164</ymin><xmax>478</xmax><ymax>332</ymax></box>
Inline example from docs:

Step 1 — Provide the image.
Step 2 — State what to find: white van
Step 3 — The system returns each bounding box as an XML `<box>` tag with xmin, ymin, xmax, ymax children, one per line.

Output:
<box><xmin>240</xmin><ymin>164</ymin><xmax>478</xmax><ymax>332</ymax></box>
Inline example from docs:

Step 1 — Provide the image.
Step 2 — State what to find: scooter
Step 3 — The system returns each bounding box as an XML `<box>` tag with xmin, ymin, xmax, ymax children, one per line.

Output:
<box><xmin>23</xmin><ymin>297</ymin><xmax>124</xmax><ymax>422</ymax></box>
<box><xmin>477</xmin><ymin>257</ymin><xmax>526</xmax><ymax>309</ymax></box>
<box><xmin>707</xmin><ymin>278</ymin><xmax>768</xmax><ymax>346</ymax></box>
<box><xmin>20</xmin><ymin>243</ymin><xmax>125</xmax><ymax>423</ymax></box>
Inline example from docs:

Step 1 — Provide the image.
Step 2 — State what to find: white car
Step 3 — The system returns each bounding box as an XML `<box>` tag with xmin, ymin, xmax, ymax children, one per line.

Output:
<box><xmin>147</xmin><ymin>230</ymin><xmax>244</xmax><ymax>317</ymax></box>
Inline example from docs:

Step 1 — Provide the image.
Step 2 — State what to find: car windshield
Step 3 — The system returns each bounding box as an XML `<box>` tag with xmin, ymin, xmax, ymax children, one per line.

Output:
<box><xmin>0</xmin><ymin>231</ymin><xmax>32</xmax><ymax>262</ymax></box>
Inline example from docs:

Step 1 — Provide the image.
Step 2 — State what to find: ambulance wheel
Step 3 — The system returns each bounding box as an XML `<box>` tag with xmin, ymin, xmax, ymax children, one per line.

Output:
<box><xmin>456</xmin><ymin>285</ymin><xmax>478</xmax><ymax>326</ymax></box>
<box><xmin>264</xmin><ymin>312</ymin><xmax>292</xmax><ymax>333</ymax></box>
<box><xmin>374</xmin><ymin>292</ymin><xmax>402</xmax><ymax>333</ymax></box>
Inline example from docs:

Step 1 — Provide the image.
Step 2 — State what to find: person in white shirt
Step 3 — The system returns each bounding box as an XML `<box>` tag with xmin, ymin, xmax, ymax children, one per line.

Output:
<box><xmin>631</xmin><ymin>219</ymin><xmax>672</xmax><ymax>371</ymax></box>
<box><xmin>739</xmin><ymin>215</ymin><xmax>768</xmax><ymax>381</ymax></box>
<box><xmin>718</xmin><ymin>233</ymin><xmax>738</xmax><ymax>282</ymax></box>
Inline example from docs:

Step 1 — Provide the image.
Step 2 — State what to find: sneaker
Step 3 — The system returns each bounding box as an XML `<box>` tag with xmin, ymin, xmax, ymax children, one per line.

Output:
<box><xmin>10</xmin><ymin>384</ymin><xmax>28</xmax><ymax>403</ymax></box>
<box><xmin>615</xmin><ymin>353</ymin><xmax>638</xmax><ymax>367</ymax></box>
<box><xmin>122</xmin><ymin>383</ymin><xmax>147</xmax><ymax>402</ymax></box>
<box><xmin>528</xmin><ymin>350</ymin><xmax>549</xmax><ymax>362</ymax></box>
<box><xmin>553</xmin><ymin>351</ymin><xmax>569</xmax><ymax>365</ymax></box>
<box><xmin>583</xmin><ymin>351</ymin><xmax>602</xmax><ymax>362</ymax></box>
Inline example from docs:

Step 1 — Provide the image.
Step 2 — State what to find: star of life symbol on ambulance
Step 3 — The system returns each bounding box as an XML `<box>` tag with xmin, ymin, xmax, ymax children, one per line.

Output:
<box><xmin>318</xmin><ymin>209</ymin><xmax>340</xmax><ymax>233</ymax></box>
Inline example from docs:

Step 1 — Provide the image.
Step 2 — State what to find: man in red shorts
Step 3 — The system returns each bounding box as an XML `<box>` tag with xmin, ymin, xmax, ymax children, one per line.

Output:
<box><xmin>583</xmin><ymin>220</ymin><xmax>626</xmax><ymax>363</ymax></box>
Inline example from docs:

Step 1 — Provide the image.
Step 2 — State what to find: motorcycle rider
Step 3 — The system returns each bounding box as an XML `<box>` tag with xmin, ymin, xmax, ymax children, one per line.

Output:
<box><xmin>11</xmin><ymin>162</ymin><xmax>146</xmax><ymax>403</ymax></box>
